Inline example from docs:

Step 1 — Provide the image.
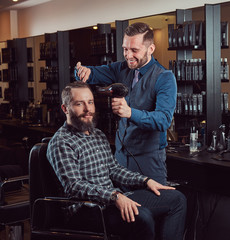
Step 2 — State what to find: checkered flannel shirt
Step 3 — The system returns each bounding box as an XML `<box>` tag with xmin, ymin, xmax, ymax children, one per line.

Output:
<box><xmin>47</xmin><ymin>122</ymin><xmax>146</xmax><ymax>206</ymax></box>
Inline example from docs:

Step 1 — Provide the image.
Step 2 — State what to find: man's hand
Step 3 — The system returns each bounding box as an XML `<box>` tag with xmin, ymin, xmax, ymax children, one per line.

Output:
<box><xmin>76</xmin><ymin>62</ymin><xmax>91</xmax><ymax>82</ymax></box>
<box><xmin>115</xmin><ymin>193</ymin><xmax>141</xmax><ymax>223</ymax></box>
<box><xmin>146</xmin><ymin>178</ymin><xmax>175</xmax><ymax>196</ymax></box>
<box><xmin>111</xmin><ymin>97</ymin><xmax>131</xmax><ymax>118</ymax></box>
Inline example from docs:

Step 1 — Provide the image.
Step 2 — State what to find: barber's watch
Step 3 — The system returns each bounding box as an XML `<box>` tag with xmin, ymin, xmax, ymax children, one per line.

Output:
<box><xmin>110</xmin><ymin>191</ymin><xmax>119</xmax><ymax>201</ymax></box>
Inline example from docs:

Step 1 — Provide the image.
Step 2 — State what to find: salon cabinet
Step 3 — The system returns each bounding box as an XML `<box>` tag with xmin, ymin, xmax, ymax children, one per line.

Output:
<box><xmin>169</xmin><ymin>4</ymin><xmax>229</xmax><ymax>146</ymax></box>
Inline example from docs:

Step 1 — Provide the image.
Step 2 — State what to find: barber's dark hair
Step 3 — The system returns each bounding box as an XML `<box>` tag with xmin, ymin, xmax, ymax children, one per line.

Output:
<box><xmin>124</xmin><ymin>22</ymin><xmax>154</xmax><ymax>44</ymax></box>
<box><xmin>61</xmin><ymin>81</ymin><xmax>93</xmax><ymax>106</ymax></box>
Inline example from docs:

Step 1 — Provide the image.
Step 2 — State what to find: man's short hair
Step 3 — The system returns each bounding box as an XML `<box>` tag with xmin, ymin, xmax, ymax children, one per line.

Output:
<box><xmin>124</xmin><ymin>22</ymin><xmax>154</xmax><ymax>44</ymax></box>
<box><xmin>61</xmin><ymin>81</ymin><xmax>93</xmax><ymax>106</ymax></box>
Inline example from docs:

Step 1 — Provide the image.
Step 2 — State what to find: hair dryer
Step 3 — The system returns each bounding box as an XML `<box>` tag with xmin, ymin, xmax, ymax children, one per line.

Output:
<box><xmin>95</xmin><ymin>83</ymin><xmax>129</xmax><ymax>124</ymax></box>
<box><xmin>95</xmin><ymin>83</ymin><xmax>129</xmax><ymax>98</ymax></box>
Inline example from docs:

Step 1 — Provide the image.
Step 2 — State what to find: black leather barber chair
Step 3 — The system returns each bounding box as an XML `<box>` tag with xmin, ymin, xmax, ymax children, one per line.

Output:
<box><xmin>29</xmin><ymin>141</ymin><xmax>122</xmax><ymax>240</ymax></box>
<box><xmin>0</xmin><ymin>173</ymin><xmax>29</xmax><ymax>240</ymax></box>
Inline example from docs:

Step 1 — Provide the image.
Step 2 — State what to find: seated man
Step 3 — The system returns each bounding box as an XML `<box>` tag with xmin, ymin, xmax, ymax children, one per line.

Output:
<box><xmin>47</xmin><ymin>81</ymin><xmax>187</xmax><ymax>240</ymax></box>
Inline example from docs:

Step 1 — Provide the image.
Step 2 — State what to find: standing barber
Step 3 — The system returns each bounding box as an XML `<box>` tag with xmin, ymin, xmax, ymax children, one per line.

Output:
<box><xmin>75</xmin><ymin>22</ymin><xmax>177</xmax><ymax>185</ymax></box>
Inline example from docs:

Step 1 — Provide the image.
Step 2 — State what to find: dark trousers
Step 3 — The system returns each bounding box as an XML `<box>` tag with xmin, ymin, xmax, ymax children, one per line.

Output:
<box><xmin>115</xmin><ymin>149</ymin><xmax>167</xmax><ymax>185</ymax></box>
<box><xmin>105</xmin><ymin>189</ymin><xmax>186</xmax><ymax>240</ymax></box>
<box><xmin>70</xmin><ymin>189</ymin><xmax>186</xmax><ymax>240</ymax></box>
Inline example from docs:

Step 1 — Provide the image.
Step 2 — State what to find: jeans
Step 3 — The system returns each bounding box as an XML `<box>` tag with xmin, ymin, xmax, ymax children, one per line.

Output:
<box><xmin>104</xmin><ymin>189</ymin><xmax>187</xmax><ymax>240</ymax></box>
<box><xmin>69</xmin><ymin>189</ymin><xmax>186</xmax><ymax>240</ymax></box>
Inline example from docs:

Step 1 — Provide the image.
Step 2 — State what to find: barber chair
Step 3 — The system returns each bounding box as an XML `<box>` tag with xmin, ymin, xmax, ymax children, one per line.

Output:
<box><xmin>0</xmin><ymin>173</ymin><xmax>29</xmax><ymax>240</ymax></box>
<box><xmin>29</xmin><ymin>141</ymin><xmax>122</xmax><ymax>240</ymax></box>
<box><xmin>0</xmin><ymin>139</ymin><xmax>30</xmax><ymax>239</ymax></box>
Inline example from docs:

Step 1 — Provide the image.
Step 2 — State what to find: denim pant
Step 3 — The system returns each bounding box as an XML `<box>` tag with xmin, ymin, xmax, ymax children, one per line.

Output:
<box><xmin>104</xmin><ymin>189</ymin><xmax>187</xmax><ymax>240</ymax></box>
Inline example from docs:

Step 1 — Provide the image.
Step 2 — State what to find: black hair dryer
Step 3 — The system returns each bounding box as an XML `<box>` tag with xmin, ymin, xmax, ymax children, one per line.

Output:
<box><xmin>96</xmin><ymin>83</ymin><xmax>129</xmax><ymax>124</ymax></box>
<box><xmin>95</xmin><ymin>83</ymin><xmax>129</xmax><ymax>98</ymax></box>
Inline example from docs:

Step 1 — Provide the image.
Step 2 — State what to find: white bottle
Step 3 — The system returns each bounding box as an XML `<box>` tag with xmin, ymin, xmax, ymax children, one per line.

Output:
<box><xmin>223</xmin><ymin>58</ymin><xmax>229</xmax><ymax>80</ymax></box>
<box><xmin>190</xmin><ymin>121</ymin><xmax>198</xmax><ymax>152</ymax></box>
<box><xmin>190</xmin><ymin>132</ymin><xmax>198</xmax><ymax>152</ymax></box>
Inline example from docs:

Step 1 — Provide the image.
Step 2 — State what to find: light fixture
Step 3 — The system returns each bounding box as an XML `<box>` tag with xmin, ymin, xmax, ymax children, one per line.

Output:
<box><xmin>93</xmin><ymin>26</ymin><xmax>98</xmax><ymax>30</ymax></box>
<box><xmin>13</xmin><ymin>0</ymin><xmax>18</xmax><ymax>2</ymax></box>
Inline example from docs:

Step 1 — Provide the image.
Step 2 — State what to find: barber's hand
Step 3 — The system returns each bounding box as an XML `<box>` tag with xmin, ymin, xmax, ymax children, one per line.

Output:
<box><xmin>115</xmin><ymin>193</ymin><xmax>141</xmax><ymax>223</ymax></box>
<box><xmin>76</xmin><ymin>62</ymin><xmax>91</xmax><ymax>82</ymax></box>
<box><xmin>147</xmin><ymin>179</ymin><xmax>175</xmax><ymax>196</ymax></box>
<box><xmin>111</xmin><ymin>97</ymin><xmax>131</xmax><ymax>118</ymax></box>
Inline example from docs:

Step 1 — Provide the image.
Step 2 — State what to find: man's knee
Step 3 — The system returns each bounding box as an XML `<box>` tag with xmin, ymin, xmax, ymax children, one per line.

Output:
<box><xmin>173</xmin><ymin>190</ymin><xmax>187</xmax><ymax>210</ymax></box>
<box><xmin>165</xmin><ymin>189</ymin><xmax>187</xmax><ymax>220</ymax></box>
<box><xmin>132</xmin><ymin>207</ymin><xmax>155</xmax><ymax>239</ymax></box>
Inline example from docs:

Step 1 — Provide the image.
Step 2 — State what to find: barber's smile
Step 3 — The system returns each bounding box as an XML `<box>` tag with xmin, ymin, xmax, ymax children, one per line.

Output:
<box><xmin>128</xmin><ymin>58</ymin><xmax>138</xmax><ymax>66</ymax></box>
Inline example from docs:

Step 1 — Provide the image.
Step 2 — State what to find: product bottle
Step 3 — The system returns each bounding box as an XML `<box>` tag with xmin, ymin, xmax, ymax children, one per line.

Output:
<box><xmin>190</xmin><ymin>120</ymin><xmax>198</xmax><ymax>152</ymax></box>
<box><xmin>223</xmin><ymin>58</ymin><xmax>229</xmax><ymax>80</ymax></box>
<box><xmin>198</xmin><ymin>58</ymin><xmax>203</xmax><ymax>81</ymax></box>
<box><xmin>227</xmin><ymin>129</ymin><xmax>230</xmax><ymax>152</ymax></box>
<box><xmin>221</xmin><ymin>58</ymin><xmax>224</xmax><ymax>80</ymax></box>
<box><xmin>207</xmin><ymin>130</ymin><xmax>217</xmax><ymax>153</ymax></box>
<box><xmin>217</xmin><ymin>124</ymin><xmax>226</xmax><ymax>151</ymax></box>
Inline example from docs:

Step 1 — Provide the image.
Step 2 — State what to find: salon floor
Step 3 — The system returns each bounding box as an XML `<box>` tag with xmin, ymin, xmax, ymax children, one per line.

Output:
<box><xmin>0</xmin><ymin>220</ymin><xmax>30</xmax><ymax>240</ymax></box>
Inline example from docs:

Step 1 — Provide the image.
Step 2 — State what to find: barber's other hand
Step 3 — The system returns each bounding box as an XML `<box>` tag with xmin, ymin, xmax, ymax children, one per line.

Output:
<box><xmin>115</xmin><ymin>193</ymin><xmax>141</xmax><ymax>223</ymax></box>
<box><xmin>76</xmin><ymin>62</ymin><xmax>91</xmax><ymax>82</ymax></box>
<box><xmin>111</xmin><ymin>97</ymin><xmax>131</xmax><ymax>118</ymax></box>
<box><xmin>147</xmin><ymin>179</ymin><xmax>175</xmax><ymax>196</ymax></box>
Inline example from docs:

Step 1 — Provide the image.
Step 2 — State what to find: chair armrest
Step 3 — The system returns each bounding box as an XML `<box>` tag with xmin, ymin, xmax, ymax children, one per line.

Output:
<box><xmin>41</xmin><ymin>196</ymin><xmax>106</xmax><ymax>209</ymax></box>
<box><xmin>1</xmin><ymin>175</ymin><xmax>29</xmax><ymax>186</ymax></box>
<box><xmin>0</xmin><ymin>175</ymin><xmax>29</xmax><ymax>205</ymax></box>
<box><xmin>32</xmin><ymin>197</ymin><xmax>108</xmax><ymax>236</ymax></box>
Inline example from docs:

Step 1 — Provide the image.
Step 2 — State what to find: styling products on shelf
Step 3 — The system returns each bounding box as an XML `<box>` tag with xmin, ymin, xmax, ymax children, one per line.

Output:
<box><xmin>169</xmin><ymin>58</ymin><xmax>205</xmax><ymax>81</ymax></box>
<box><xmin>221</xmin><ymin>58</ymin><xmax>229</xmax><ymax>81</ymax></box>
<box><xmin>176</xmin><ymin>92</ymin><xmax>206</xmax><ymax>116</ymax></box>
<box><xmin>170</xmin><ymin>58</ymin><xmax>229</xmax><ymax>82</ymax></box>
<box><xmin>168</xmin><ymin>21</ymin><xmax>228</xmax><ymax>49</ymax></box>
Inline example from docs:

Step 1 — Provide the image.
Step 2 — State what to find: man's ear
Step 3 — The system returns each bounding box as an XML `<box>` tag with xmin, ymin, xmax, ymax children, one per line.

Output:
<box><xmin>61</xmin><ymin>104</ymin><xmax>68</xmax><ymax>114</ymax></box>
<box><xmin>149</xmin><ymin>43</ymin><xmax>155</xmax><ymax>55</ymax></box>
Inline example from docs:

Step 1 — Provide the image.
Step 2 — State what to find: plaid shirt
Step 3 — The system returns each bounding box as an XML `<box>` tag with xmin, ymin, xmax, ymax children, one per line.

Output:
<box><xmin>47</xmin><ymin>122</ymin><xmax>146</xmax><ymax>205</ymax></box>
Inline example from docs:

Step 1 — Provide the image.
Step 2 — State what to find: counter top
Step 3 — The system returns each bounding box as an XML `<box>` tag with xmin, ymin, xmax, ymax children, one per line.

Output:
<box><xmin>167</xmin><ymin>147</ymin><xmax>230</xmax><ymax>169</ymax></box>
<box><xmin>166</xmin><ymin>146</ymin><xmax>230</xmax><ymax>196</ymax></box>
<box><xmin>0</xmin><ymin>118</ymin><xmax>59</xmax><ymax>134</ymax></box>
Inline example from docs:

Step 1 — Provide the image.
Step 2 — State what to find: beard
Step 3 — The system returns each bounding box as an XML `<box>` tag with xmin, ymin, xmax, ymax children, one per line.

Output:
<box><xmin>126</xmin><ymin>51</ymin><xmax>149</xmax><ymax>69</ymax></box>
<box><xmin>69</xmin><ymin>109</ymin><xmax>97</xmax><ymax>133</ymax></box>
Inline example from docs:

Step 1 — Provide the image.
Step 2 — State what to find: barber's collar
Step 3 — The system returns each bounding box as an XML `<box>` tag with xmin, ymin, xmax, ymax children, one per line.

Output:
<box><xmin>137</xmin><ymin>56</ymin><xmax>156</xmax><ymax>77</ymax></box>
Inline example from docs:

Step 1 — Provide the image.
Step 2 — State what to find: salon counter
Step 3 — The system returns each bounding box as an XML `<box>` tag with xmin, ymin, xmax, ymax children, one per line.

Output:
<box><xmin>166</xmin><ymin>147</ymin><xmax>230</xmax><ymax>196</ymax></box>
<box><xmin>0</xmin><ymin>118</ymin><xmax>58</xmax><ymax>146</ymax></box>
<box><xmin>166</xmin><ymin>147</ymin><xmax>230</xmax><ymax>240</ymax></box>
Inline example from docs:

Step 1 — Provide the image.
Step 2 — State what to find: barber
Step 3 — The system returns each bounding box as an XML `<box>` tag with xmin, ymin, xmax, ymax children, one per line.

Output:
<box><xmin>75</xmin><ymin>22</ymin><xmax>177</xmax><ymax>185</ymax></box>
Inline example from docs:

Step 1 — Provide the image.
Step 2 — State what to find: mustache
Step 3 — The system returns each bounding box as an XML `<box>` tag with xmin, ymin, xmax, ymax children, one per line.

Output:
<box><xmin>78</xmin><ymin>112</ymin><xmax>94</xmax><ymax>117</ymax></box>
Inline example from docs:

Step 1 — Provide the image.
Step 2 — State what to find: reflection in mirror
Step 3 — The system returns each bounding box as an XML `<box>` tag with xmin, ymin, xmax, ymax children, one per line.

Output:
<box><xmin>26</xmin><ymin>35</ymin><xmax>47</xmax><ymax>124</ymax></box>
<box><xmin>27</xmin><ymin>35</ymin><xmax>46</xmax><ymax>105</ymax></box>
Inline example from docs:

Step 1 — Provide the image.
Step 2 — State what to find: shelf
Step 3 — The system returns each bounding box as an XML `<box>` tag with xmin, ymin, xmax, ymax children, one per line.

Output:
<box><xmin>174</xmin><ymin>113</ymin><xmax>206</xmax><ymax>118</ymax></box>
<box><xmin>221</xmin><ymin>79</ymin><xmax>229</xmax><ymax>82</ymax></box>
<box><xmin>172</xmin><ymin>5</ymin><xmax>224</xmax><ymax>146</ymax></box>
<box><xmin>176</xmin><ymin>80</ymin><xmax>206</xmax><ymax>84</ymax></box>
<box><xmin>168</xmin><ymin>45</ymin><xmax>205</xmax><ymax>51</ymax></box>
<box><xmin>169</xmin><ymin>45</ymin><xmax>229</xmax><ymax>50</ymax></box>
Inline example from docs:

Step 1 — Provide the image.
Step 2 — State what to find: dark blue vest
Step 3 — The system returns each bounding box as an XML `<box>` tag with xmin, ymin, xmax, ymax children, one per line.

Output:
<box><xmin>115</xmin><ymin>62</ymin><xmax>165</xmax><ymax>156</ymax></box>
